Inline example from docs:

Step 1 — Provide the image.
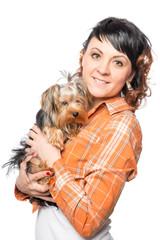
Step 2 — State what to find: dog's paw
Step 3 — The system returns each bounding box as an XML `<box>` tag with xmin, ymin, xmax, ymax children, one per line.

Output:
<box><xmin>37</xmin><ymin>176</ymin><xmax>52</xmax><ymax>184</ymax></box>
<box><xmin>52</xmin><ymin>139</ymin><xmax>64</xmax><ymax>151</ymax></box>
<box><xmin>27</xmin><ymin>157</ymin><xmax>54</xmax><ymax>184</ymax></box>
<box><xmin>43</xmin><ymin>126</ymin><xmax>64</xmax><ymax>150</ymax></box>
<box><xmin>26</xmin><ymin>157</ymin><xmax>46</xmax><ymax>174</ymax></box>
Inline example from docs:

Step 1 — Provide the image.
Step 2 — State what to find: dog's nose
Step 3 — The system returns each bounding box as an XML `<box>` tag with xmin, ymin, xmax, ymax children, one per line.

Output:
<box><xmin>73</xmin><ymin>112</ymin><xmax>79</xmax><ymax>117</ymax></box>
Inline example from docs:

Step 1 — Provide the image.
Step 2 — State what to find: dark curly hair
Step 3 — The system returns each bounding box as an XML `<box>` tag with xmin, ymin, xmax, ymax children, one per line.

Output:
<box><xmin>78</xmin><ymin>17</ymin><xmax>153</xmax><ymax>108</ymax></box>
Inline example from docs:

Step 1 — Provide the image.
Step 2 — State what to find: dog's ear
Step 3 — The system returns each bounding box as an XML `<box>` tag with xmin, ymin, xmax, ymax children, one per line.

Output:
<box><xmin>48</xmin><ymin>84</ymin><xmax>60</xmax><ymax>109</ymax></box>
<box><xmin>41</xmin><ymin>89</ymin><xmax>49</xmax><ymax>108</ymax></box>
<box><xmin>41</xmin><ymin>84</ymin><xmax>60</xmax><ymax>113</ymax></box>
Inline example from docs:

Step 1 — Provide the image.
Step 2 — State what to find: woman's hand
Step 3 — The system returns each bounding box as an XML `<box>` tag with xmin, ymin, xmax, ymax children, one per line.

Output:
<box><xmin>16</xmin><ymin>155</ymin><xmax>54</xmax><ymax>202</ymax></box>
<box><xmin>25</xmin><ymin>125</ymin><xmax>61</xmax><ymax>168</ymax></box>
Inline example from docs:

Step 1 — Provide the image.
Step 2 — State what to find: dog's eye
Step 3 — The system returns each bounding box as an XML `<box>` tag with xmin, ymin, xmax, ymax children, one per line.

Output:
<box><xmin>61</xmin><ymin>101</ymin><xmax>68</xmax><ymax>106</ymax></box>
<box><xmin>76</xmin><ymin>99</ymin><xmax>82</xmax><ymax>104</ymax></box>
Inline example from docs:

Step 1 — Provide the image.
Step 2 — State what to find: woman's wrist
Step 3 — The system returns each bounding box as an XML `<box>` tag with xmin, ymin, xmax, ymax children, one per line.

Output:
<box><xmin>45</xmin><ymin>146</ymin><xmax>61</xmax><ymax>168</ymax></box>
<box><xmin>25</xmin><ymin>125</ymin><xmax>62</xmax><ymax>168</ymax></box>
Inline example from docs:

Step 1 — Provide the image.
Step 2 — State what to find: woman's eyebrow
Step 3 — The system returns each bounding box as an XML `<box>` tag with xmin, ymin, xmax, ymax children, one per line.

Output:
<box><xmin>90</xmin><ymin>48</ymin><xmax>129</xmax><ymax>62</ymax></box>
<box><xmin>113</xmin><ymin>55</ymin><xmax>129</xmax><ymax>61</ymax></box>
<box><xmin>90</xmin><ymin>47</ymin><xmax>103</xmax><ymax>53</ymax></box>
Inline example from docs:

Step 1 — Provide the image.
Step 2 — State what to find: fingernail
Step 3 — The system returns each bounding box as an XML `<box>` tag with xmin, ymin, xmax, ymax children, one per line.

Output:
<box><xmin>46</xmin><ymin>172</ymin><xmax>51</xmax><ymax>176</ymax></box>
<box><xmin>31</xmin><ymin>152</ymin><xmax>37</xmax><ymax>157</ymax></box>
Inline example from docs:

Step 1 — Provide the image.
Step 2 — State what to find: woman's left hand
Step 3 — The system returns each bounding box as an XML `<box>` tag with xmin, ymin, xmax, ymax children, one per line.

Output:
<box><xmin>26</xmin><ymin>125</ymin><xmax>61</xmax><ymax>167</ymax></box>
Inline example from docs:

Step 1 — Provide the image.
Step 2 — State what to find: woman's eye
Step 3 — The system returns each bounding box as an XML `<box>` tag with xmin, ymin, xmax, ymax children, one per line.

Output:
<box><xmin>114</xmin><ymin>60</ymin><xmax>123</xmax><ymax>66</ymax></box>
<box><xmin>92</xmin><ymin>53</ymin><xmax>100</xmax><ymax>59</ymax></box>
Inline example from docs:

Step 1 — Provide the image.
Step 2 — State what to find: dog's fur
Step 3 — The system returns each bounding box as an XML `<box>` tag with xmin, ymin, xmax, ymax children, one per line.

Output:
<box><xmin>3</xmin><ymin>73</ymin><xmax>91</xmax><ymax>207</ymax></box>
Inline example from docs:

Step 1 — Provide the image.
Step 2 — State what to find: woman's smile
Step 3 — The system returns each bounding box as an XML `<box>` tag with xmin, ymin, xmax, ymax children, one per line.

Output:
<box><xmin>93</xmin><ymin>77</ymin><xmax>110</xmax><ymax>84</ymax></box>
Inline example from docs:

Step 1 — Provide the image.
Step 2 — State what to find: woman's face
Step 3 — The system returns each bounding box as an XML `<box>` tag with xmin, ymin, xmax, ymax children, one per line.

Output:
<box><xmin>82</xmin><ymin>37</ymin><xmax>134</xmax><ymax>106</ymax></box>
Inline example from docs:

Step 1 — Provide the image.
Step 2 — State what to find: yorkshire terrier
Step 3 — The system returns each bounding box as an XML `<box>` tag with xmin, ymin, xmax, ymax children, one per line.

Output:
<box><xmin>3</xmin><ymin>72</ymin><xmax>91</xmax><ymax>207</ymax></box>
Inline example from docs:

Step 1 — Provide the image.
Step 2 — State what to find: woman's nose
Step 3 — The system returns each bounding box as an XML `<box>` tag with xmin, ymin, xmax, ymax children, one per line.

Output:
<box><xmin>97</xmin><ymin>60</ymin><xmax>110</xmax><ymax>75</ymax></box>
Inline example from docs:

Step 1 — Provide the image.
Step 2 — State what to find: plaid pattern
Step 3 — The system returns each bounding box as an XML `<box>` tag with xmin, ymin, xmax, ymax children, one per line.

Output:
<box><xmin>49</xmin><ymin>97</ymin><xmax>142</xmax><ymax>237</ymax></box>
<box><xmin>15</xmin><ymin>97</ymin><xmax>142</xmax><ymax>237</ymax></box>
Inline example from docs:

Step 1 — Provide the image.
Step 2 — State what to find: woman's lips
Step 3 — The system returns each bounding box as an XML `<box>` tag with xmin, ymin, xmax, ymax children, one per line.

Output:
<box><xmin>93</xmin><ymin>77</ymin><xmax>109</xmax><ymax>84</ymax></box>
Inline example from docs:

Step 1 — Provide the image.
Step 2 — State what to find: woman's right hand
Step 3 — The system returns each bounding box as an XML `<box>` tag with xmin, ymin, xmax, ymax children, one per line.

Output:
<box><xmin>15</xmin><ymin>155</ymin><xmax>53</xmax><ymax>201</ymax></box>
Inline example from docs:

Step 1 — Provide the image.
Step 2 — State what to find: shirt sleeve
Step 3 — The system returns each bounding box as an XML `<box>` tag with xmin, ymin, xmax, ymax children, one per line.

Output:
<box><xmin>14</xmin><ymin>186</ymin><xmax>40</xmax><ymax>213</ymax></box>
<box><xmin>14</xmin><ymin>185</ymin><xmax>30</xmax><ymax>201</ymax></box>
<box><xmin>49</xmin><ymin>113</ymin><xmax>142</xmax><ymax>237</ymax></box>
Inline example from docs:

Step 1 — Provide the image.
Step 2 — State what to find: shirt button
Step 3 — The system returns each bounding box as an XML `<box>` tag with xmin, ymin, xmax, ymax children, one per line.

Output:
<box><xmin>52</xmin><ymin>191</ymin><xmax>57</xmax><ymax>197</ymax></box>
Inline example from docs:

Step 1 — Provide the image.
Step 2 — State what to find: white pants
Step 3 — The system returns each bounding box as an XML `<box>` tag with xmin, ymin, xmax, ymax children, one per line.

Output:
<box><xmin>35</xmin><ymin>206</ymin><xmax>114</xmax><ymax>240</ymax></box>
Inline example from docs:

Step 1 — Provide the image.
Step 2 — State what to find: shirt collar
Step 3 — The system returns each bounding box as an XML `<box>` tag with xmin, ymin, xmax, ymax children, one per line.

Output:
<box><xmin>88</xmin><ymin>97</ymin><xmax>135</xmax><ymax>116</ymax></box>
<box><xmin>105</xmin><ymin>97</ymin><xmax>135</xmax><ymax>115</ymax></box>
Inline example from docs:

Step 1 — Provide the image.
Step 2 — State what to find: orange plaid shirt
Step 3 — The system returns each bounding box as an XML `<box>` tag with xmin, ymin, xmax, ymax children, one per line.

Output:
<box><xmin>15</xmin><ymin>97</ymin><xmax>142</xmax><ymax>237</ymax></box>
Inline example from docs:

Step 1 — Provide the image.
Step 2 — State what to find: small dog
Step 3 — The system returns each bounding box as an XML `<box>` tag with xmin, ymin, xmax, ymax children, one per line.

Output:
<box><xmin>3</xmin><ymin>72</ymin><xmax>91</xmax><ymax>207</ymax></box>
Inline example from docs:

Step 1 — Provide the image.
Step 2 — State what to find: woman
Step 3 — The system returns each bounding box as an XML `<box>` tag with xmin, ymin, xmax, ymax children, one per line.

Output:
<box><xmin>15</xmin><ymin>17</ymin><xmax>153</xmax><ymax>239</ymax></box>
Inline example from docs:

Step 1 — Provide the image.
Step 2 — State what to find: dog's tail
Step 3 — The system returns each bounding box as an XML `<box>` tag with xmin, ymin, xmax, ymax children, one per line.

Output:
<box><xmin>2</xmin><ymin>111</ymin><xmax>42</xmax><ymax>176</ymax></box>
<box><xmin>2</xmin><ymin>139</ymin><xmax>29</xmax><ymax>175</ymax></box>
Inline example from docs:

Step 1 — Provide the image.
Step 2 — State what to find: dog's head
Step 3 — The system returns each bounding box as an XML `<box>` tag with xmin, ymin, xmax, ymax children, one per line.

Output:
<box><xmin>41</xmin><ymin>73</ymin><xmax>91</xmax><ymax>137</ymax></box>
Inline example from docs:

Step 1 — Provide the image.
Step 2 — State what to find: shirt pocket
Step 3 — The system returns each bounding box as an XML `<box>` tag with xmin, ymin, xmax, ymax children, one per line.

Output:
<box><xmin>77</xmin><ymin>128</ymin><xmax>107</xmax><ymax>164</ymax></box>
<box><xmin>76</xmin><ymin>128</ymin><xmax>102</xmax><ymax>148</ymax></box>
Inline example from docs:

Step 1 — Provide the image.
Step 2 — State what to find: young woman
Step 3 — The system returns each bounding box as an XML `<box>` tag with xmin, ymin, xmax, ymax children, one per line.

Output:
<box><xmin>15</xmin><ymin>17</ymin><xmax>153</xmax><ymax>239</ymax></box>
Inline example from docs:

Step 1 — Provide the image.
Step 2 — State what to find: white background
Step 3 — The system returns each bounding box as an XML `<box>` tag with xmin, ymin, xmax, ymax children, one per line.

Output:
<box><xmin>0</xmin><ymin>0</ymin><xmax>160</xmax><ymax>239</ymax></box>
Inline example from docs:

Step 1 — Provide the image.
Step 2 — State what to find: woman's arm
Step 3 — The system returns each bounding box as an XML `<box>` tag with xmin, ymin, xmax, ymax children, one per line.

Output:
<box><xmin>26</xmin><ymin>115</ymin><xmax>142</xmax><ymax>237</ymax></box>
<box><xmin>26</xmin><ymin>125</ymin><xmax>61</xmax><ymax>167</ymax></box>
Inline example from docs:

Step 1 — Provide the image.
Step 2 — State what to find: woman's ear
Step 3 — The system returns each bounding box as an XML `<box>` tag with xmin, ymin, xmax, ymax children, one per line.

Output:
<box><xmin>128</xmin><ymin>70</ymin><xmax>136</xmax><ymax>83</ymax></box>
<box><xmin>77</xmin><ymin>48</ymin><xmax>85</xmax><ymax>74</ymax></box>
<box><xmin>126</xmin><ymin>70</ymin><xmax>136</xmax><ymax>91</ymax></box>
<box><xmin>80</xmin><ymin>49</ymin><xmax>85</xmax><ymax>66</ymax></box>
